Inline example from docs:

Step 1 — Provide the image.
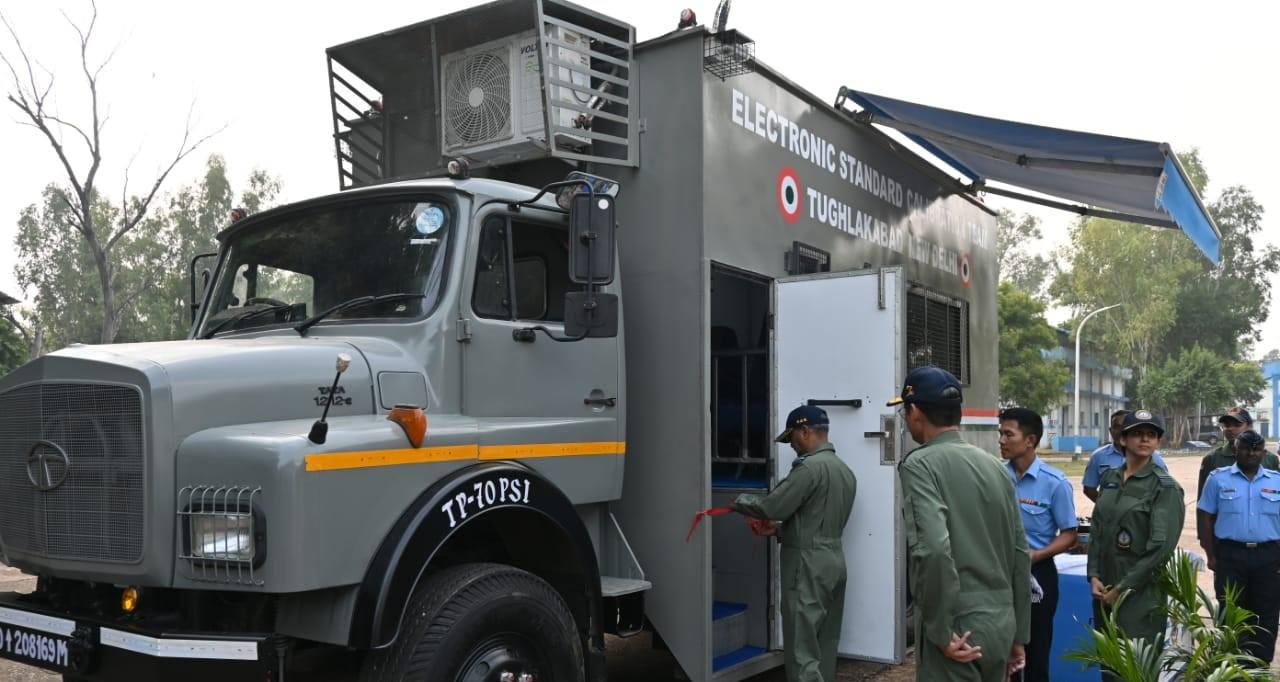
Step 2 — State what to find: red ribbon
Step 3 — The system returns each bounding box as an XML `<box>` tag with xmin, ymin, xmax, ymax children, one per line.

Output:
<box><xmin>685</xmin><ymin>507</ymin><xmax>776</xmax><ymax>542</ymax></box>
<box><xmin>685</xmin><ymin>506</ymin><xmax>736</xmax><ymax>542</ymax></box>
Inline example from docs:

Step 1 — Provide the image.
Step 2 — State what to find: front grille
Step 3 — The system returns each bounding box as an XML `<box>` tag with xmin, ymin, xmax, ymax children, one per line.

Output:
<box><xmin>0</xmin><ymin>383</ymin><xmax>145</xmax><ymax>562</ymax></box>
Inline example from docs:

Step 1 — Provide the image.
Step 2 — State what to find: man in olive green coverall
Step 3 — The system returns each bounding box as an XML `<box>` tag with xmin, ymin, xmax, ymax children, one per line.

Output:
<box><xmin>891</xmin><ymin>366</ymin><xmax>1030</xmax><ymax>682</ymax></box>
<box><xmin>734</xmin><ymin>404</ymin><xmax>857</xmax><ymax>682</ymax></box>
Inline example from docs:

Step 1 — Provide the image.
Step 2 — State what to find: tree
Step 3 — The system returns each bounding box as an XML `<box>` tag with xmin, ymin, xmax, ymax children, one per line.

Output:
<box><xmin>15</xmin><ymin>155</ymin><xmax>281</xmax><ymax>350</ymax></box>
<box><xmin>1263</xmin><ymin>349</ymin><xmax>1280</xmax><ymax>363</ymax></box>
<box><xmin>1162</xmin><ymin>187</ymin><xmax>1280</xmax><ymax>360</ymax></box>
<box><xmin>996</xmin><ymin>209</ymin><xmax>1051</xmax><ymax>296</ymax></box>
<box><xmin>1049</xmin><ymin>214</ymin><xmax>1199</xmax><ymax>376</ymax></box>
<box><xmin>121</xmin><ymin>155</ymin><xmax>280</xmax><ymax>342</ymax></box>
<box><xmin>13</xmin><ymin>186</ymin><xmax>114</xmax><ymax>350</ymax></box>
<box><xmin>1048</xmin><ymin>149</ymin><xmax>1279</xmax><ymax>376</ymax></box>
<box><xmin>997</xmin><ymin>282</ymin><xmax>1070</xmax><ymax>414</ymax></box>
<box><xmin>1</xmin><ymin>3</ymin><xmax>218</xmax><ymax>343</ymax></box>
<box><xmin>0</xmin><ymin>315</ymin><xmax>25</xmax><ymax>376</ymax></box>
<box><xmin>1138</xmin><ymin>345</ymin><xmax>1265</xmax><ymax>445</ymax></box>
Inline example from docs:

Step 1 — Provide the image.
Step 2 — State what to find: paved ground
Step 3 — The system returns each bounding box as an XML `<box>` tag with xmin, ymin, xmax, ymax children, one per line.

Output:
<box><xmin>0</xmin><ymin>451</ymin><xmax>1247</xmax><ymax>681</ymax></box>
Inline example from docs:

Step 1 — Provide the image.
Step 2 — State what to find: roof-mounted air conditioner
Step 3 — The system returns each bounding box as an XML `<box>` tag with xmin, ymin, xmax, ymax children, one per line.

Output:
<box><xmin>441</xmin><ymin>29</ymin><xmax>591</xmax><ymax>160</ymax></box>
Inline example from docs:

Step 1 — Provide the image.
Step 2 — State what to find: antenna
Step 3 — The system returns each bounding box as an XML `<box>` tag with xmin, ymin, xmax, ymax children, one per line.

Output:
<box><xmin>712</xmin><ymin>0</ymin><xmax>731</xmax><ymax>33</ymax></box>
<box><xmin>308</xmin><ymin>353</ymin><xmax>353</xmax><ymax>444</ymax></box>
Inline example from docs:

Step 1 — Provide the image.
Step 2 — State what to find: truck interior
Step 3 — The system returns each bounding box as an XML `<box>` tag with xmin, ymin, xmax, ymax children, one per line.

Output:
<box><xmin>708</xmin><ymin>264</ymin><xmax>772</xmax><ymax>671</ymax></box>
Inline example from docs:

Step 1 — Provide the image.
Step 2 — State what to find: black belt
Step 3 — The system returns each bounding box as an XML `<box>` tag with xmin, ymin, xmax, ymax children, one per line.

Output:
<box><xmin>1218</xmin><ymin>539</ymin><xmax>1280</xmax><ymax>549</ymax></box>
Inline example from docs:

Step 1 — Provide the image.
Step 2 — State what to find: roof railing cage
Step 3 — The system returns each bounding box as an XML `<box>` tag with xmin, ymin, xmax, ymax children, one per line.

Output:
<box><xmin>324</xmin><ymin>0</ymin><xmax>636</xmax><ymax>190</ymax></box>
<box><xmin>328</xmin><ymin>57</ymin><xmax>386</xmax><ymax>189</ymax></box>
<box><xmin>536</xmin><ymin>0</ymin><xmax>639</xmax><ymax>167</ymax></box>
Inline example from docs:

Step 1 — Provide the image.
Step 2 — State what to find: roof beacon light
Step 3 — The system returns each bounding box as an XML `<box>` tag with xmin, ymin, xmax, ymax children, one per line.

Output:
<box><xmin>447</xmin><ymin>157</ymin><xmax>471</xmax><ymax>180</ymax></box>
<box><xmin>230</xmin><ymin>207</ymin><xmax>249</xmax><ymax>222</ymax></box>
<box><xmin>678</xmin><ymin>8</ymin><xmax>697</xmax><ymax>28</ymax></box>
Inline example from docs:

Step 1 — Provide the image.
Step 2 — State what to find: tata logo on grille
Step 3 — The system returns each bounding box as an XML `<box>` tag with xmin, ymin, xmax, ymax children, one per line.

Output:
<box><xmin>26</xmin><ymin>440</ymin><xmax>70</xmax><ymax>491</ymax></box>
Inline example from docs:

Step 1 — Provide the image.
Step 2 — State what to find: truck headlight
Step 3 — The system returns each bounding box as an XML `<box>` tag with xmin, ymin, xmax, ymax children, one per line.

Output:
<box><xmin>177</xmin><ymin>485</ymin><xmax>266</xmax><ymax>573</ymax></box>
<box><xmin>190</xmin><ymin>514</ymin><xmax>256</xmax><ymax>561</ymax></box>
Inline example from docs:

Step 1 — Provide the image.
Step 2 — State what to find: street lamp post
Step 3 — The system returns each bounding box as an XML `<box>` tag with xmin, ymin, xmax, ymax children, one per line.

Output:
<box><xmin>1073</xmin><ymin>304</ymin><xmax>1122</xmax><ymax>461</ymax></box>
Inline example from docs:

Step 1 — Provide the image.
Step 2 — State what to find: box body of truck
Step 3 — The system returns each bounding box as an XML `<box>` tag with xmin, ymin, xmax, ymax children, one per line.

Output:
<box><xmin>0</xmin><ymin>2</ymin><xmax>999</xmax><ymax>681</ymax></box>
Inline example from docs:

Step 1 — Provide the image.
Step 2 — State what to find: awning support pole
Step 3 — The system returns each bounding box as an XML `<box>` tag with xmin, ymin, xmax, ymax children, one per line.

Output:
<box><xmin>971</xmin><ymin>183</ymin><xmax>1179</xmax><ymax>230</ymax></box>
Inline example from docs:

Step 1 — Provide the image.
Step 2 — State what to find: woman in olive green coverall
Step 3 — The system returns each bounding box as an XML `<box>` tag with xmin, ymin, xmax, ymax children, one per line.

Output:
<box><xmin>1088</xmin><ymin>410</ymin><xmax>1185</xmax><ymax>659</ymax></box>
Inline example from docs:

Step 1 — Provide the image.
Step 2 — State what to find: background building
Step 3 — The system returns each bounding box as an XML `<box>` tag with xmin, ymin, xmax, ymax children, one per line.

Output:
<box><xmin>1043</xmin><ymin>328</ymin><xmax>1133</xmax><ymax>452</ymax></box>
<box><xmin>1250</xmin><ymin>359</ymin><xmax>1279</xmax><ymax>438</ymax></box>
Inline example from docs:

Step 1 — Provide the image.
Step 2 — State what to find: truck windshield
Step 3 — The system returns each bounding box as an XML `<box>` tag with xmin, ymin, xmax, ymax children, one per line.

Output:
<box><xmin>199</xmin><ymin>198</ymin><xmax>452</xmax><ymax>337</ymax></box>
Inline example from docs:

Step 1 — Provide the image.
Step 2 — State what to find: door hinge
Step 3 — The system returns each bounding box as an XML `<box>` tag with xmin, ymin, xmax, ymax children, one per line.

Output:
<box><xmin>456</xmin><ymin>319</ymin><xmax>472</xmax><ymax>343</ymax></box>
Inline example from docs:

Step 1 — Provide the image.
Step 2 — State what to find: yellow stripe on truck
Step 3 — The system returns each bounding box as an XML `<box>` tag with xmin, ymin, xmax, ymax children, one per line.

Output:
<box><xmin>478</xmin><ymin>441</ymin><xmax>626</xmax><ymax>460</ymax></box>
<box><xmin>305</xmin><ymin>441</ymin><xmax>625</xmax><ymax>472</ymax></box>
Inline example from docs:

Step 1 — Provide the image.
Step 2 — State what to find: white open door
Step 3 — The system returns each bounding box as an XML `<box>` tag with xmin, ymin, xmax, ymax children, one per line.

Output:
<box><xmin>774</xmin><ymin>267</ymin><xmax>904</xmax><ymax>664</ymax></box>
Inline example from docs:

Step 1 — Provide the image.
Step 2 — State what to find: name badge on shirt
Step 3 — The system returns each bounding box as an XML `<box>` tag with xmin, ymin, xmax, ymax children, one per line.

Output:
<box><xmin>1220</xmin><ymin>487</ymin><xmax>1238</xmax><ymax>494</ymax></box>
<box><xmin>1019</xmin><ymin>497</ymin><xmax>1049</xmax><ymax>509</ymax></box>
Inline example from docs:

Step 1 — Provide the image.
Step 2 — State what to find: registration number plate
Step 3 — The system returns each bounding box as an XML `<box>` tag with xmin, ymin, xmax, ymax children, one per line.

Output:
<box><xmin>0</xmin><ymin>622</ymin><xmax>74</xmax><ymax>671</ymax></box>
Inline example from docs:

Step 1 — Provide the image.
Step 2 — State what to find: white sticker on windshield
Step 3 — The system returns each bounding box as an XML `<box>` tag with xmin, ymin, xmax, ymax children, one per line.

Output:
<box><xmin>415</xmin><ymin>205</ymin><xmax>446</xmax><ymax>235</ymax></box>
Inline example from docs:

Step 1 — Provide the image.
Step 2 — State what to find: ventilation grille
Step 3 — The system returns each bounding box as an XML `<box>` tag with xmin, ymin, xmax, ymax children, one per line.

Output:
<box><xmin>0</xmin><ymin>383</ymin><xmax>146</xmax><ymax>562</ymax></box>
<box><xmin>906</xmin><ymin>287</ymin><xmax>969</xmax><ymax>383</ymax></box>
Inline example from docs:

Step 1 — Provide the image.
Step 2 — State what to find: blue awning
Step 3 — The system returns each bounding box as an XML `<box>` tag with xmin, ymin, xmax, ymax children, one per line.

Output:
<box><xmin>835</xmin><ymin>88</ymin><xmax>1221</xmax><ymax>264</ymax></box>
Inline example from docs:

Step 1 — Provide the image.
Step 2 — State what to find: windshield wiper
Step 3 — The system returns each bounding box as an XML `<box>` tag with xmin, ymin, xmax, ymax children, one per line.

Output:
<box><xmin>201</xmin><ymin>304</ymin><xmax>293</xmax><ymax>339</ymax></box>
<box><xmin>293</xmin><ymin>293</ymin><xmax>427</xmax><ymax>336</ymax></box>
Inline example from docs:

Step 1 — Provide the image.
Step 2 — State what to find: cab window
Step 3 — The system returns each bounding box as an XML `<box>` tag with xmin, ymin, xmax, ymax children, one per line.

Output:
<box><xmin>472</xmin><ymin>216</ymin><xmax>580</xmax><ymax>322</ymax></box>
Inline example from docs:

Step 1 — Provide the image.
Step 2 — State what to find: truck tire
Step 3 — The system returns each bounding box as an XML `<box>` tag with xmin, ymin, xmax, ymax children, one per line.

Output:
<box><xmin>360</xmin><ymin>562</ymin><xmax>584</xmax><ymax>682</ymax></box>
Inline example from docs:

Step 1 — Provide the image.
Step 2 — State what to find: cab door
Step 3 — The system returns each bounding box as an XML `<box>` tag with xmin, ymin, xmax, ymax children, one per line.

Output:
<box><xmin>461</xmin><ymin>210</ymin><xmax>622</xmax><ymax>488</ymax></box>
<box><xmin>773</xmin><ymin>267</ymin><xmax>905</xmax><ymax>663</ymax></box>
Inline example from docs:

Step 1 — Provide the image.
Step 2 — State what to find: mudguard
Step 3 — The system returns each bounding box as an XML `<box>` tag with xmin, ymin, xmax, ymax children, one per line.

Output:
<box><xmin>348</xmin><ymin>461</ymin><xmax>603</xmax><ymax>651</ymax></box>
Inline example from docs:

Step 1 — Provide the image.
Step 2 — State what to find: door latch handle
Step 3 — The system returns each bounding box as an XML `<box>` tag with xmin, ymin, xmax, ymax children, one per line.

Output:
<box><xmin>585</xmin><ymin>396</ymin><xmax>617</xmax><ymax>407</ymax></box>
<box><xmin>864</xmin><ymin>431</ymin><xmax>888</xmax><ymax>439</ymax></box>
<box><xmin>807</xmin><ymin>399</ymin><xmax>863</xmax><ymax>408</ymax></box>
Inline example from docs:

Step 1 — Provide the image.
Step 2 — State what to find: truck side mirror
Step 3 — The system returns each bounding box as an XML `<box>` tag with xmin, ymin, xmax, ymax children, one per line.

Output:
<box><xmin>564</xmin><ymin>292</ymin><xmax>619</xmax><ymax>338</ymax></box>
<box><xmin>189</xmin><ymin>252</ymin><xmax>219</xmax><ymax>321</ymax></box>
<box><xmin>568</xmin><ymin>192</ymin><xmax>616</xmax><ymax>285</ymax></box>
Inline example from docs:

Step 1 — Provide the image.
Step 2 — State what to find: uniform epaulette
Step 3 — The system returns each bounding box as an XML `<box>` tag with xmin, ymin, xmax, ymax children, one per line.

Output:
<box><xmin>1040</xmin><ymin>465</ymin><xmax>1068</xmax><ymax>482</ymax></box>
<box><xmin>1153</xmin><ymin>468</ymin><xmax>1180</xmax><ymax>489</ymax></box>
<box><xmin>1208</xmin><ymin>464</ymin><xmax>1234</xmax><ymax>477</ymax></box>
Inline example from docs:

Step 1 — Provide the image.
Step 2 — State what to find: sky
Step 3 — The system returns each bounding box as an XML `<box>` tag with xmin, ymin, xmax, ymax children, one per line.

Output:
<box><xmin>0</xmin><ymin>0</ymin><xmax>1277</xmax><ymax>356</ymax></box>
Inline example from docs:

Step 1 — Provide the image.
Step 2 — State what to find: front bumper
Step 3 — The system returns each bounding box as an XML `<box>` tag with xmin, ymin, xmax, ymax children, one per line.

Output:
<box><xmin>0</xmin><ymin>593</ymin><xmax>277</xmax><ymax>682</ymax></box>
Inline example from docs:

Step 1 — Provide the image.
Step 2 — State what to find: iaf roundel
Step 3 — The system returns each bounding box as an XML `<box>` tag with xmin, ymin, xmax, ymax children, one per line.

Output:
<box><xmin>959</xmin><ymin>252</ymin><xmax>972</xmax><ymax>288</ymax></box>
<box><xmin>777</xmin><ymin>167</ymin><xmax>802</xmax><ymax>224</ymax></box>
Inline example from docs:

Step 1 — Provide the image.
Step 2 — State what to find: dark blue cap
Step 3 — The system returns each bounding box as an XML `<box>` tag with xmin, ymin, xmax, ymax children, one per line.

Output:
<box><xmin>1121</xmin><ymin>409</ymin><xmax>1165</xmax><ymax>436</ymax></box>
<box><xmin>775</xmin><ymin>405</ymin><xmax>829</xmax><ymax>443</ymax></box>
<box><xmin>887</xmin><ymin>366</ymin><xmax>963</xmax><ymax>407</ymax></box>
<box><xmin>1236</xmin><ymin>430</ymin><xmax>1266</xmax><ymax>448</ymax></box>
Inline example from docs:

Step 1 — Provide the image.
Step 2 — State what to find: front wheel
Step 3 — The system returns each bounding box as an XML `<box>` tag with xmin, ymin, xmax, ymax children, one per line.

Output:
<box><xmin>359</xmin><ymin>562</ymin><xmax>585</xmax><ymax>682</ymax></box>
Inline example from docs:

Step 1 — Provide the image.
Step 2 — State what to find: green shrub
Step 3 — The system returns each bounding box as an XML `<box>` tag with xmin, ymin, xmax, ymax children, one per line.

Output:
<box><xmin>1066</xmin><ymin>553</ymin><xmax>1269</xmax><ymax>680</ymax></box>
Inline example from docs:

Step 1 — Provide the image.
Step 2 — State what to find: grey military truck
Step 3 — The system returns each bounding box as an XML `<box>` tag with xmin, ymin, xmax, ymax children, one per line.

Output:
<box><xmin>0</xmin><ymin>1</ymin><xmax>1220</xmax><ymax>681</ymax></box>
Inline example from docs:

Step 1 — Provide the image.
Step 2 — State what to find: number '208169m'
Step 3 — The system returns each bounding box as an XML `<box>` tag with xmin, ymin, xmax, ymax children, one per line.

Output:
<box><xmin>2</xmin><ymin>627</ymin><xmax>70</xmax><ymax>668</ymax></box>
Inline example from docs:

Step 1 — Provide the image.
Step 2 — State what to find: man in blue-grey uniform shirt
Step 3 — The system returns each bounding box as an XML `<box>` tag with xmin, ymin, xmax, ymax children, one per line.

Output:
<box><xmin>998</xmin><ymin>407</ymin><xmax>1077</xmax><ymax>682</ymax></box>
<box><xmin>1083</xmin><ymin>409</ymin><xmax>1167</xmax><ymax>502</ymax></box>
<box><xmin>1198</xmin><ymin>429</ymin><xmax>1280</xmax><ymax>667</ymax></box>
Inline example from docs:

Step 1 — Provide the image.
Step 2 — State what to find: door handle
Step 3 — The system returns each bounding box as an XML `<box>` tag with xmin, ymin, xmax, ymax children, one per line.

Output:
<box><xmin>807</xmin><ymin>399</ymin><xmax>863</xmax><ymax>408</ymax></box>
<box><xmin>585</xmin><ymin>396</ymin><xmax>617</xmax><ymax>407</ymax></box>
<box><xmin>864</xmin><ymin>431</ymin><xmax>887</xmax><ymax>438</ymax></box>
